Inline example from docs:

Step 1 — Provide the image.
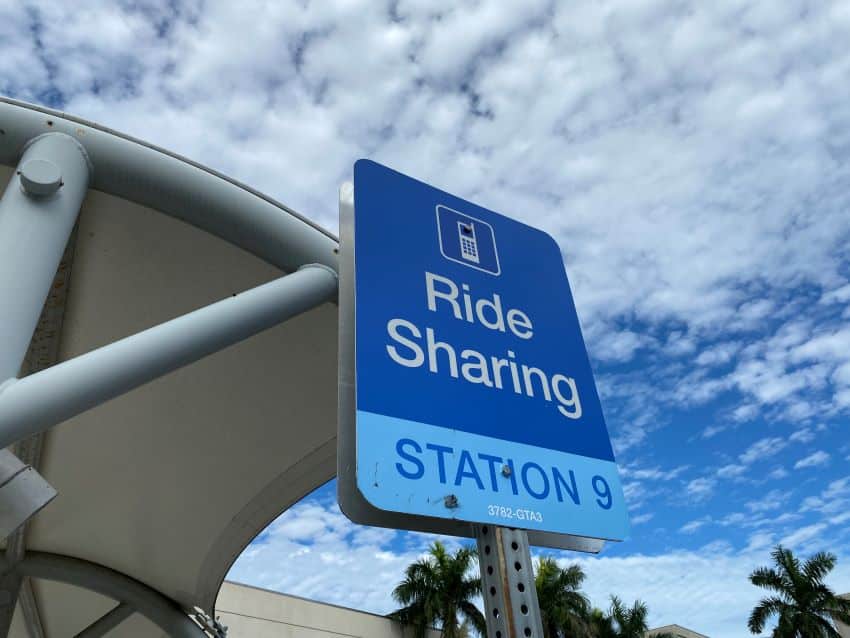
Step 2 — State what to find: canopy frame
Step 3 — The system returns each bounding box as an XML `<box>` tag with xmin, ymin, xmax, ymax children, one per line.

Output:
<box><xmin>0</xmin><ymin>97</ymin><xmax>341</xmax><ymax>636</ymax></box>
<box><xmin>1</xmin><ymin>552</ymin><xmax>214</xmax><ymax>637</ymax></box>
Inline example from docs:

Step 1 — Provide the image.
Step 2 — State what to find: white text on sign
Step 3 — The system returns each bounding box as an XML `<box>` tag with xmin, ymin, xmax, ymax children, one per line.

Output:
<box><xmin>385</xmin><ymin>272</ymin><xmax>583</xmax><ymax>419</ymax></box>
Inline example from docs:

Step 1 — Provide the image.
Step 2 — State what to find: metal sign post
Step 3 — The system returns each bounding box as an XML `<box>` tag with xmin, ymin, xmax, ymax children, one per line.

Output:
<box><xmin>475</xmin><ymin>525</ymin><xmax>543</xmax><ymax>638</ymax></box>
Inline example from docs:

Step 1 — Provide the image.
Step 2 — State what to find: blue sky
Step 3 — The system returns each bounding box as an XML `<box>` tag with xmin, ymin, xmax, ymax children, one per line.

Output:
<box><xmin>3</xmin><ymin>1</ymin><xmax>850</xmax><ymax>636</ymax></box>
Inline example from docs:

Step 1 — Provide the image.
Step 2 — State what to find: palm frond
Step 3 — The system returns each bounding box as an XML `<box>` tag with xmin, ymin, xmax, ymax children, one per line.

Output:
<box><xmin>458</xmin><ymin>600</ymin><xmax>486</xmax><ymax>635</ymax></box>
<box><xmin>748</xmin><ymin>596</ymin><xmax>785</xmax><ymax>634</ymax></box>
<box><xmin>803</xmin><ymin>551</ymin><xmax>837</xmax><ymax>584</ymax></box>
<box><xmin>749</xmin><ymin>567</ymin><xmax>788</xmax><ymax>595</ymax></box>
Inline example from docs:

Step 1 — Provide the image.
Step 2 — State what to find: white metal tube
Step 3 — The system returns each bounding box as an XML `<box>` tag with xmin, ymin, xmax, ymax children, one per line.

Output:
<box><xmin>73</xmin><ymin>603</ymin><xmax>134</xmax><ymax>638</ymax></box>
<box><xmin>0</xmin><ymin>133</ymin><xmax>90</xmax><ymax>380</ymax></box>
<box><xmin>0</xmin><ymin>265</ymin><xmax>337</xmax><ymax>449</ymax></box>
<box><xmin>4</xmin><ymin>552</ymin><xmax>205</xmax><ymax>638</ymax></box>
<box><xmin>0</xmin><ymin>99</ymin><xmax>338</xmax><ymax>275</ymax></box>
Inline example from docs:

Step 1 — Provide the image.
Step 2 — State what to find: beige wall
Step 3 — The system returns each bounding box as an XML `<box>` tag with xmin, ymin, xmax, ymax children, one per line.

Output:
<box><xmin>216</xmin><ymin>582</ymin><xmax>441</xmax><ymax>638</ymax></box>
<box><xmin>216</xmin><ymin>583</ymin><xmax>718</xmax><ymax>638</ymax></box>
<box><xmin>838</xmin><ymin>594</ymin><xmax>850</xmax><ymax>638</ymax></box>
<box><xmin>645</xmin><ymin>625</ymin><xmax>708</xmax><ymax>638</ymax></box>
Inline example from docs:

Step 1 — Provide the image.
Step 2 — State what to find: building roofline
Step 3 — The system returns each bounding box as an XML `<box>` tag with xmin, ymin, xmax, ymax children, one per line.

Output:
<box><xmin>648</xmin><ymin>623</ymin><xmax>710</xmax><ymax>638</ymax></box>
<box><xmin>221</xmin><ymin>580</ymin><xmax>402</xmax><ymax>622</ymax></box>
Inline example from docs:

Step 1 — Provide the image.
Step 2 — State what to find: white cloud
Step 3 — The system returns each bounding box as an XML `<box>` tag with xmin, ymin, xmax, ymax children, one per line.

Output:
<box><xmin>820</xmin><ymin>283</ymin><xmax>850</xmax><ymax>305</ymax></box>
<box><xmin>695</xmin><ymin>342</ymin><xmax>740</xmax><ymax>368</ymax></box>
<box><xmin>739</xmin><ymin>437</ymin><xmax>787</xmax><ymax>465</ymax></box>
<box><xmin>728</xmin><ymin>300</ymin><xmax>774</xmax><ymax>332</ymax></box>
<box><xmin>768</xmin><ymin>467</ymin><xmax>789</xmax><ymax>480</ymax></box>
<box><xmin>830</xmin><ymin>512</ymin><xmax>850</xmax><ymax>526</ymax></box>
<box><xmin>705</xmin><ymin>436</ymin><xmax>792</xmax><ymax>484</ymax></box>
<box><xmin>790</xmin><ymin>328</ymin><xmax>850</xmax><ymax>365</ymax></box>
<box><xmin>271</xmin><ymin>513</ymin><xmax>328</xmax><ymax>542</ymax></box>
<box><xmin>716</xmin><ymin>464</ymin><xmax>747</xmax><ymax>479</ymax></box>
<box><xmin>592</xmin><ymin>330</ymin><xmax>651</xmax><ymax>363</ymax></box>
<box><xmin>621</xmin><ymin>479</ymin><xmax>663</xmax><ymax>514</ymax></box>
<box><xmin>229</xmin><ymin>498</ymin><xmax>459</xmax><ymax>613</ymax></box>
<box><xmin>743</xmin><ymin>532</ymin><xmax>775</xmax><ymax>553</ymax></box>
<box><xmin>779</xmin><ymin>523</ymin><xmax>829</xmax><ymax>548</ymax></box>
<box><xmin>686</xmin><ymin>478</ymin><xmax>716</xmax><ymax>502</ymax></box>
<box><xmin>824</xmin><ymin>477</ymin><xmax>850</xmax><ymax>500</ymax></box>
<box><xmin>620</xmin><ymin>464</ymin><xmax>689</xmax><ymax>482</ymax></box>
<box><xmin>745</xmin><ymin>489</ymin><xmax>790</xmax><ymax>514</ymax></box>
<box><xmin>732</xmin><ymin>404</ymin><xmax>760</xmax><ymax>423</ymax></box>
<box><xmin>680</xmin><ymin>518</ymin><xmax>709</xmax><ymax>534</ymax></box>
<box><xmin>664</xmin><ymin>331</ymin><xmax>697</xmax><ymax>357</ymax></box>
<box><xmin>833</xmin><ymin>363</ymin><xmax>850</xmax><ymax>388</ymax></box>
<box><xmin>731</xmin><ymin>360</ymin><xmax>813</xmax><ymax>405</ymax></box>
<box><xmin>701</xmin><ymin>423</ymin><xmax>727</xmax><ymax>439</ymax></box>
<box><xmin>632</xmin><ymin>512</ymin><xmax>655</xmax><ymax>525</ymax></box>
<box><xmin>794</xmin><ymin>451</ymin><xmax>831</xmax><ymax>470</ymax></box>
<box><xmin>800</xmin><ymin>476</ymin><xmax>850</xmax><ymax>516</ymax></box>
<box><xmin>789</xmin><ymin>428</ymin><xmax>816</xmax><ymax>444</ymax></box>
<box><xmin>719</xmin><ymin>314</ymin><xmax>850</xmax><ymax>422</ymax></box>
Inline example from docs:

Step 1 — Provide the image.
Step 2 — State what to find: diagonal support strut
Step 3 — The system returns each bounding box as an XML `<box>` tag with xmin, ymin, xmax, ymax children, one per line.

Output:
<box><xmin>0</xmin><ymin>264</ymin><xmax>338</xmax><ymax>451</ymax></box>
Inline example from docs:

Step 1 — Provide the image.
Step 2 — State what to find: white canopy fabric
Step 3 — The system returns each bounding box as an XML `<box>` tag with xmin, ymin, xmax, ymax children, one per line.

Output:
<box><xmin>0</xmin><ymin>98</ymin><xmax>339</xmax><ymax>636</ymax></box>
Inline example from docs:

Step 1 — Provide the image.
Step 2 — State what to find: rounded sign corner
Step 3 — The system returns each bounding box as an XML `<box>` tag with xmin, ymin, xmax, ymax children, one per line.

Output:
<box><xmin>353</xmin><ymin>158</ymin><xmax>377</xmax><ymax>176</ymax></box>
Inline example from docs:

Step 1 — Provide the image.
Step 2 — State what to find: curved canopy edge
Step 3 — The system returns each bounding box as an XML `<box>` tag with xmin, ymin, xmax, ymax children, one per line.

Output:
<box><xmin>0</xmin><ymin>97</ymin><xmax>339</xmax><ymax>275</ymax></box>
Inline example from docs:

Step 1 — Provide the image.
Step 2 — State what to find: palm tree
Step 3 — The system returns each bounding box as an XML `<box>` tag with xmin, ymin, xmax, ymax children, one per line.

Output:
<box><xmin>748</xmin><ymin>545</ymin><xmax>850</xmax><ymax>637</ymax></box>
<box><xmin>534</xmin><ymin>557</ymin><xmax>591</xmax><ymax>638</ymax></box>
<box><xmin>589</xmin><ymin>607</ymin><xmax>615</xmax><ymax>638</ymax></box>
<box><xmin>589</xmin><ymin>596</ymin><xmax>673</xmax><ymax>638</ymax></box>
<box><xmin>391</xmin><ymin>541</ymin><xmax>485</xmax><ymax>638</ymax></box>
<box><xmin>607</xmin><ymin>596</ymin><xmax>652</xmax><ymax>638</ymax></box>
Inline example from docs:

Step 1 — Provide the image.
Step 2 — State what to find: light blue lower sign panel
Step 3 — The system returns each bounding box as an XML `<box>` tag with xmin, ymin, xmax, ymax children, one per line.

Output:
<box><xmin>357</xmin><ymin>411</ymin><xmax>628</xmax><ymax>540</ymax></box>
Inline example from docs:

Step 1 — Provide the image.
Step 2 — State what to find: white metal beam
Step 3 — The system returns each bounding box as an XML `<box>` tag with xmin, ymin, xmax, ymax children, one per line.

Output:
<box><xmin>0</xmin><ymin>265</ymin><xmax>338</xmax><ymax>450</ymax></box>
<box><xmin>0</xmin><ymin>229</ymin><xmax>79</xmax><ymax>638</ymax></box>
<box><xmin>0</xmin><ymin>132</ymin><xmax>90</xmax><ymax>381</ymax></box>
<box><xmin>0</xmin><ymin>97</ymin><xmax>338</xmax><ymax>275</ymax></box>
<box><xmin>73</xmin><ymin>603</ymin><xmax>134</xmax><ymax>638</ymax></box>
<box><xmin>1</xmin><ymin>552</ymin><xmax>206</xmax><ymax>638</ymax></box>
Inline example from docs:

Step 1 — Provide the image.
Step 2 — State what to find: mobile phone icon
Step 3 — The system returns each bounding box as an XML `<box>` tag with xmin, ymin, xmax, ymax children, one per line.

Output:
<box><xmin>436</xmin><ymin>205</ymin><xmax>500</xmax><ymax>276</ymax></box>
<box><xmin>458</xmin><ymin>222</ymin><xmax>480</xmax><ymax>263</ymax></box>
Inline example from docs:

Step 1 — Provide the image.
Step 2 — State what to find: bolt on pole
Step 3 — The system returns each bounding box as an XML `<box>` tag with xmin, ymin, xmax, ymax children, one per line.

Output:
<box><xmin>474</xmin><ymin>524</ymin><xmax>544</xmax><ymax>638</ymax></box>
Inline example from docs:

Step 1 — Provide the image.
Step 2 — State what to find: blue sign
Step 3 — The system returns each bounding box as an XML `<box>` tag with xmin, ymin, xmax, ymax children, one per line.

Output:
<box><xmin>351</xmin><ymin>160</ymin><xmax>628</xmax><ymax>541</ymax></box>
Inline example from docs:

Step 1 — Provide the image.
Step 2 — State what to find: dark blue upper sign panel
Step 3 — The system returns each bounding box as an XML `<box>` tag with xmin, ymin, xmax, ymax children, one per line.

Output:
<box><xmin>354</xmin><ymin>159</ymin><xmax>615</xmax><ymax>461</ymax></box>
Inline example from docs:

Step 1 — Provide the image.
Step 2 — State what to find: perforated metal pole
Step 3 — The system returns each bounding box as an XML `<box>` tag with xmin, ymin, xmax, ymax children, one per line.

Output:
<box><xmin>475</xmin><ymin>525</ymin><xmax>544</xmax><ymax>638</ymax></box>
